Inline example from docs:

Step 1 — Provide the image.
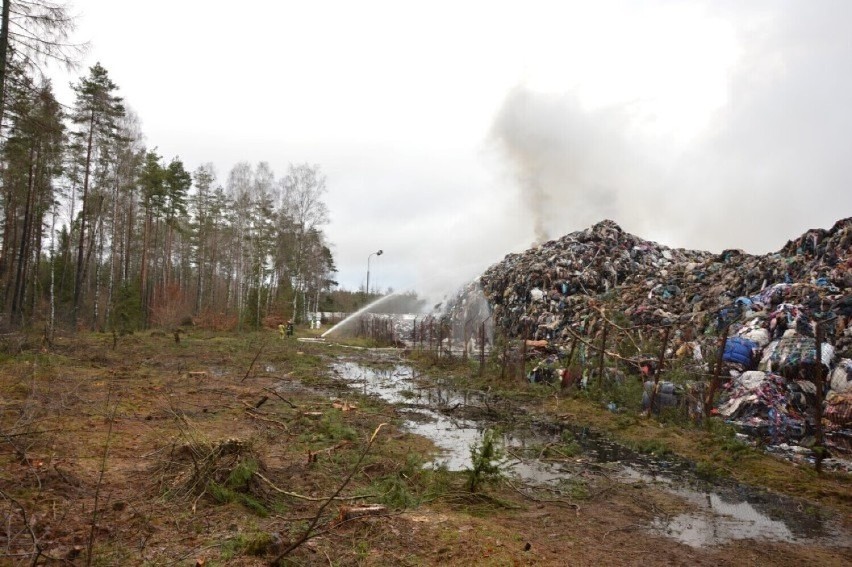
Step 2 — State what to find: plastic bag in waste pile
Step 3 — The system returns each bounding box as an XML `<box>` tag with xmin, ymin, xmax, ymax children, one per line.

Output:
<box><xmin>642</xmin><ymin>380</ymin><xmax>681</xmax><ymax>413</ymax></box>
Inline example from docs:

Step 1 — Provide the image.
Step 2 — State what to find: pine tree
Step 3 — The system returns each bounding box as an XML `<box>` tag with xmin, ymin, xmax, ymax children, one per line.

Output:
<box><xmin>0</xmin><ymin>71</ymin><xmax>64</xmax><ymax>325</ymax></box>
<box><xmin>68</xmin><ymin>62</ymin><xmax>124</xmax><ymax>328</ymax></box>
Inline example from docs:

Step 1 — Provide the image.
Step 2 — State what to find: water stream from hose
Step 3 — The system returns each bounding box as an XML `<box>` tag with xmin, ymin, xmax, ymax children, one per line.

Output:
<box><xmin>321</xmin><ymin>293</ymin><xmax>405</xmax><ymax>338</ymax></box>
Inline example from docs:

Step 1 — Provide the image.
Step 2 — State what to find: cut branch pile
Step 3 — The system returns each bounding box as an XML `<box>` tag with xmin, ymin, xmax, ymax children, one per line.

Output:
<box><xmin>152</xmin><ymin>437</ymin><xmax>270</xmax><ymax>505</ymax></box>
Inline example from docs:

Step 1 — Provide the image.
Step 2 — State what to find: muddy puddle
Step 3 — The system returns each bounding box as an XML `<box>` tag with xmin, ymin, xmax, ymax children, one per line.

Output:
<box><xmin>329</xmin><ymin>358</ymin><xmax>851</xmax><ymax>549</ymax></box>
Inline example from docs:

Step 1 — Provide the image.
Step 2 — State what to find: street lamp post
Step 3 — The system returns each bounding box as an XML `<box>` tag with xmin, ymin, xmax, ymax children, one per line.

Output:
<box><xmin>366</xmin><ymin>249</ymin><xmax>383</xmax><ymax>299</ymax></box>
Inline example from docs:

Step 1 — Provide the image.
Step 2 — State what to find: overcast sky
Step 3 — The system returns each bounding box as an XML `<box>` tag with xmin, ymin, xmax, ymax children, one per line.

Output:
<box><xmin>52</xmin><ymin>0</ymin><xmax>852</xmax><ymax>301</ymax></box>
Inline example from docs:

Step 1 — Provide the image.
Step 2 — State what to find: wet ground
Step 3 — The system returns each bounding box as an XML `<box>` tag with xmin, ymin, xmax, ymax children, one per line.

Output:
<box><xmin>329</xmin><ymin>357</ymin><xmax>852</xmax><ymax>550</ymax></box>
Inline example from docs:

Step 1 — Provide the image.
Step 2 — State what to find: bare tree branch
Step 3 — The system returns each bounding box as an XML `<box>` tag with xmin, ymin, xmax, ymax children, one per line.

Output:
<box><xmin>269</xmin><ymin>423</ymin><xmax>387</xmax><ymax>563</ymax></box>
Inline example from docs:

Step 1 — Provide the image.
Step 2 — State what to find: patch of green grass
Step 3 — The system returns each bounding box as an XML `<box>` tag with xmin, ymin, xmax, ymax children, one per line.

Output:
<box><xmin>242</xmin><ymin>531</ymin><xmax>276</xmax><ymax>555</ymax></box>
<box><xmin>704</xmin><ymin>418</ymin><xmax>737</xmax><ymax>440</ymax></box>
<box><xmin>634</xmin><ymin>438</ymin><xmax>672</xmax><ymax>457</ymax></box>
<box><xmin>556</xmin><ymin>477</ymin><xmax>590</xmax><ymax>500</ymax></box>
<box><xmin>318</xmin><ymin>411</ymin><xmax>358</xmax><ymax>442</ymax></box>
<box><xmin>423</xmin><ymin>463</ymin><xmax>454</xmax><ymax>501</ymax></box>
<box><xmin>207</xmin><ymin>458</ymin><xmax>269</xmax><ymax>516</ymax></box>
<box><xmin>239</xmin><ymin>493</ymin><xmax>270</xmax><ymax>517</ymax></box>
<box><xmin>694</xmin><ymin>460</ymin><xmax>725</xmax><ymax>481</ymax></box>
<box><xmin>375</xmin><ymin>452</ymin><xmax>454</xmax><ymax>509</ymax></box>
<box><xmin>378</xmin><ymin>473</ymin><xmax>419</xmax><ymax>508</ymax></box>
<box><xmin>720</xmin><ymin>437</ymin><xmax>752</xmax><ymax>461</ymax></box>
<box><xmin>657</xmin><ymin>406</ymin><xmax>691</xmax><ymax>427</ymax></box>
<box><xmin>570</xmin><ymin>372</ymin><xmax>645</xmax><ymax>414</ymax></box>
<box><xmin>208</xmin><ymin>481</ymin><xmax>234</xmax><ymax>504</ymax></box>
<box><xmin>209</xmin><ymin>482</ymin><xmax>269</xmax><ymax>517</ymax></box>
<box><xmin>613</xmin><ymin>414</ymin><xmax>639</xmax><ymax>430</ymax></box>
<box><xmin>529</xmin><ymin>436</ymin><xmax>582</xmax><ymax>460</ymax></box>
<box><xmin>557</xmin><ymin>439</ymin><xmax>582</xmax><ymax>457</ymax></box>
<box><xmin>222</xmin><ymin>530</ymin><xmax>276</xmax><ymax>559</ymax></box>
<box><xmin>354</xmin><ymin>539</ymin><xmax>371</xmax><ymax>561</ymax></box>
<box><xmin>298</xmin><ymin>410</ymin><xmax>359</xmax><ymax>444</ymax></box>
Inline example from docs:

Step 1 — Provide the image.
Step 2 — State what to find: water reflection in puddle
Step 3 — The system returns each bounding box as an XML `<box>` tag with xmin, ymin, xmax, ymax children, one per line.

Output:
<box><xmin>329</xmin><ymin>359</ymin><xmax>850</xmax><ymax>549</ymax></box>
<box><xmin>332</xmin><ymin>361</ymin><xmax>489</xmax><ymax>470</ymax></box>
<box><xmin>332</xmin><ymin>361</ymin><xmax>563</xmax><ymax>480</ymax></box>
<box><xmin>651</xmin><ymin>487</ymin><xmax>794</xmax><ymax>547</ymax></box>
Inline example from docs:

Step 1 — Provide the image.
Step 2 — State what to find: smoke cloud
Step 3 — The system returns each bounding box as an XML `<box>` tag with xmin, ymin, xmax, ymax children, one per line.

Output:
<box><xmin>489</xmin><ymin>1</ymin><xmax>852</xmax><ymax>254</ymax></box>
<box><xmin>490</xmin><ymin>87</ymin><xmax>649</xmax><ymax>245</ymax></box>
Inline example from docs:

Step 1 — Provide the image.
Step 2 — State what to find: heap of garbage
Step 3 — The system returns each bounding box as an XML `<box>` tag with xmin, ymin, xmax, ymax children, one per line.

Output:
<box><xmin>465</xmin><ymin>217</ymin><xmax>852</xmax><ymax>462</ymax></box>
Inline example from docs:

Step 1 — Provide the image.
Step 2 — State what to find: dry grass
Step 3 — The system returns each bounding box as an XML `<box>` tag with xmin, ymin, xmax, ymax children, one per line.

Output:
<box><xmin>0</xmin><ymin>330</ymin><xmax>848</xmax><ymax>566</ymax></box>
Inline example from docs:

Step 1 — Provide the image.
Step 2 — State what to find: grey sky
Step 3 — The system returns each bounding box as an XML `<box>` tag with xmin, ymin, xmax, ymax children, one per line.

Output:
<box><xmin>52</xmin><ymin>0</ymin><xmax>851</xmax><ymax>301</ymax></box>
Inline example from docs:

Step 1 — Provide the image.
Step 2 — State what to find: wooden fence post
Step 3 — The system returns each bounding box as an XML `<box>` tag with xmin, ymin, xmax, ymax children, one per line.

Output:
<box><xmin>597</xmin><ymin>322</ymin><xmax>609</xmax><ymax>389</ymax></box>
<box><xmin>814</xmin><ymin>323</ymin><xmax>826</xmax><ymax>473</ymax></box>
<box><xmin>500</xmin><ymin>331</ymin><xmax>508</xmax><ymax>381</ymax></box>
<box><xmin>479</xmin><ymin>321</ymin><xmax>486</xmax><ymax>377</ymax></box>
<box><xmin>566</xmin><ymin>337</ymin><xmax>578</xmax><ymax>367</ymax></box>
<box><xmin>704</xmin><ymin>325</ymin><xmax>730</xmax><ymax>418</ymax></box>
<box><xmin>647</xmin><ymin>326</ymin><xmax>671</xmax><ymax>416</ymax></box>
<box><xmin>519</xmin><ymin>323</ymin><xmax>529</xmax><ymax>382</ymax></box>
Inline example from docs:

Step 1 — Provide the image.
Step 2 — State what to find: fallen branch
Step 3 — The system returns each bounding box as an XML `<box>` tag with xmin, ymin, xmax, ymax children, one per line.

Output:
<box><xmin>587</xmin><ymin>482</ymin><xmax>618</xmax><ymax>500</ymax></box>
<box><xmin>505</xmin><ymin>449</ymin><xmax>526</xmax><ymax>464</ymax></box>
<box><xmin>536</xmin><ymin>442</ymin><xmax>559</xmax><ymax>460</ymax></box>
<box><xmin>306</xmin><ymin>508</ymin><xmax>402</xmax><ymax>542</ymax></box>
<box><xmin>52</xmin><ymin>463</ymin><xmax>82</xmax><ymax>487</ymax></box>
<box><xmin>306</xmin><ymin>440</ymin><xmax>352</xmax><ymax>464</ymax></box>
<box><xmin>540</xmin><ymin>445</ymin><xmax>576</xmax><ymax>461</ymax></box>
<box><xmin>270</xmin><ymin>423</ymin><xmax>387</xmax><ymax>563</ymax></box>
<box><xmin>2</xmin><ymin>427</ymin><xmax>73</xmax><ymax>438</ymax></box>
<box><xmin>255</xmin><ymin>471</ymin><xmax>374</xmax><ymax>502</ymax></box>
<box><xmin>0</xmin><ymin>428</ymin><xmax>28</xmax><ymax>462</ymax></box>
<box><xmin>87</xmin><ymin>399</ymin><xmax>117</xmax><ymax>567</ymax></box>
<box><xmin>243</xmin><ymin>409</ymin><xmax>290</xmax><ymax>431</ymax></box>
<box><xmin>0</xmin><ymin>488</ymin><xmax>59</xmax><ymax>564</ymax></box>
<box><xmin>337</xmin><ymin>504</ymin><xmax>387</xmax><ymax>521</ymax></box>
<box><xmin>240</xmin><ymin>339</ymin><xmax>269</xmax><ymax>382</ymax></box>
<box><xmin>589</xmin><ymin>305</ymin><xmax>644</xmax><ymax>353</ymax></box>
<box><xmin>272</xmin><ymin>513</ymin><xmax>335</xmax><ymax>522</ymax></box>
<box><xmin>563</xmin><ymin>326</ymin><xmax>631</xmax><ymax>364</ymax></box>
<box><xmin>601</xmin><ymin>523</ymin><xmax>643</xmax><ymax>541</ymax></box>
<box><xmin>505</xmin><ymin>479</ymin><xmax>580</xmax><ymax>514</ymax></box>
<box><xmin>263</xmin><ymin>388</ymin><xmax>297</xmax><ymax>409</ymax></box>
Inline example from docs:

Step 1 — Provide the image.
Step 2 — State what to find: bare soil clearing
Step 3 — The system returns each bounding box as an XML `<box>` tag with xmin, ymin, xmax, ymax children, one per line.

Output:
<box><xmin>1</xmin><ymin>330</ymin><xmax>849</xmax><ymax>565</ymax></box>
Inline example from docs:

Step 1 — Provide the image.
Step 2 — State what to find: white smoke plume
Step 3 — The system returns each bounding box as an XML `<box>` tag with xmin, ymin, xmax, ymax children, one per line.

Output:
<box><xmin>488</xmin><ymin>1</ymin><xmax>852</xmax><ymax>254</ymax></box>
<box><xmin>490</xmin><ymin>87</ymin><xmax>643</xmax><ymax>245</ymax></box>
